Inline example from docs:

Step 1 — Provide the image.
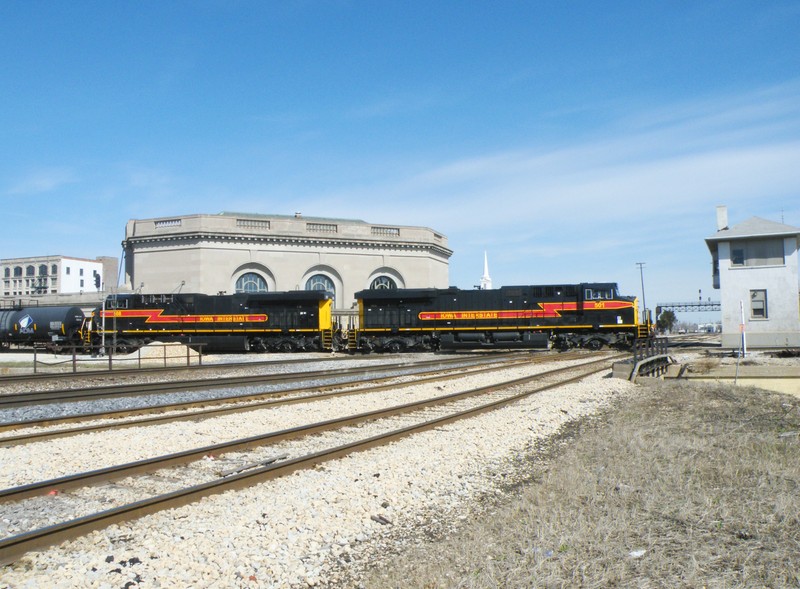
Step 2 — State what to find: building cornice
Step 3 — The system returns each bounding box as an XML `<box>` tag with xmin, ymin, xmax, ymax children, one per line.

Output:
<box><xmin>123</xmin><ymin>232</ymin><xmax>454</xmax><ymax>258</ymax></box>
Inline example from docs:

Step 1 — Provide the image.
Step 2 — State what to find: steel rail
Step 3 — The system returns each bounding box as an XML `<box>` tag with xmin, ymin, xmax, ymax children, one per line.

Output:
<box><xmin>0</xmin><ymin>354</ymin><xmax>361</xmax><ymax>385</ymax></box>
<box><xmin>0</xmin><ymin>354</ymin><xmax>547</xmax><ymax>444</ymax></box>
<box><xmin>0</xmin><ymin>355</ymin><xmax>605</xmax><ymax>501</ymax></box>
<box><xmin>0</xmin><ymin>354</ymin><xmax>528</xmax><ymax>409</ymax></box>
<box><xmin>0</xmin><ymin>355</ymin><xmax>620</xmax><ymax>565</ymax></box>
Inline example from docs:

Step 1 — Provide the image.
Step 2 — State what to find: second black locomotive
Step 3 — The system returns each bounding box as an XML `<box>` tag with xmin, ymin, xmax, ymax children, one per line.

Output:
<box><xmin>351</xmin><ymin>282</ymin><xmax>642</xmax><ymax>353</ymax></box>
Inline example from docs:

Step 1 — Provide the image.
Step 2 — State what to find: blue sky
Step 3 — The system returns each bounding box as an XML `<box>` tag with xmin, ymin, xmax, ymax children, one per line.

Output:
<box><xmin>2</xmin><ymin>1</ymin><xmax>799</xmax><ymax>323</ymax></box>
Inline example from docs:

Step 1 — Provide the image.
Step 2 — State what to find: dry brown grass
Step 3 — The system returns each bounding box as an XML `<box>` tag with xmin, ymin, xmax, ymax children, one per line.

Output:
<box><xmin>685</xmin><ymin>357</ymin><xmax>721</xmax><ymax>374</ymax></box>
<box><xmin>356</xmin><ymin>381</ymin><xmax>800</xmax><ymax>588</ymax></box>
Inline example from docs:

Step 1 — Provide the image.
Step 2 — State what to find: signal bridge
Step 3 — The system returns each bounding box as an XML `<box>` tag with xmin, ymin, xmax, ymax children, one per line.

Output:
<box><xmin>656</xmin><ymin>301</ymin><xmax>721</xmax><ymax>315</ymax></box>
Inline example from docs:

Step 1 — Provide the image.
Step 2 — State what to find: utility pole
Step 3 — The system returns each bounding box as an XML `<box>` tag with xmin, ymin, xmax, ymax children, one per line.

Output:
<box><xmin>636</xmin><ymin>262</ymin><xmax>647</xmax><ymax>324</ymax></box>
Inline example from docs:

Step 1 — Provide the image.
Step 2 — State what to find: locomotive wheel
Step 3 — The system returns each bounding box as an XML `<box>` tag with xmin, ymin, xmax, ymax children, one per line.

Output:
<box><xmin>114</xmin><ymin>340</ymin><xmax>135</xmax><ymax>355</ymax></box>
<box><xmin>277</xmin><ymin>340</ymin><xmax>296</xmax><ymax>353</ymax></box>
<box><xmin>585</xmin><ymin>338</ymin><xmax>604</xmax><ymax>351</ymax></box>
<box><xmin>386</xmin><ymin>340</ymin><xmax>404</xmax><ymax>353</ymax></box>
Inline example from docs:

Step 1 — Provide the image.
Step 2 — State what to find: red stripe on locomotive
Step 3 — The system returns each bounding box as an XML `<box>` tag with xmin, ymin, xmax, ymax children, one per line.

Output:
<box><xmin>100</xmin><ymin>309</ymin><xmax>269</xmax><ymax>323</ymax></box>
<box><xmin>418</xmin><ymin>300</ymin><xmax>633</xmax><ymax>321</ymax></box>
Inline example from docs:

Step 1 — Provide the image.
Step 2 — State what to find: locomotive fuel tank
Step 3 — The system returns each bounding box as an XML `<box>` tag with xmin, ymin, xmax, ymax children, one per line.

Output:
<box><xmin>0</xmin><ymin>306</ymin><xmax>86</xmax><ymax>349</ymax></box>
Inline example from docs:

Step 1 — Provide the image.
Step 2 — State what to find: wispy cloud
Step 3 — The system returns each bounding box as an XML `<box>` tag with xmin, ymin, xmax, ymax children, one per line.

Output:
<box><xmin>6</xmin><ymin>167</ymin><xmax>78</xmax><ymax>195</ymax></box>
<box><xmin>347</xmin><ymin>89</ymin><xmax>446</xmax><ymax>120</ymax></box>
<box><xmin>323</xmin><ymin>82</ymin><xmax>800</xmax><ymax>233</ymax></box>
<box><xmin>125</xmin><ymin>166</ymin><xmax>176</xmax><ymax>194</ymax></box>
<box><xmin>296</xmin><ymin>82</ymin><xmax>800</xmax><ymax>293</ymax></box>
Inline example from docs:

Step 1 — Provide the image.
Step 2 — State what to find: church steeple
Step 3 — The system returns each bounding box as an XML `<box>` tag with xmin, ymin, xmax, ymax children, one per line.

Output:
<box><xmin>480</xmin><ymin>251</ymin><xmax>492</xmax><ymax>290</ymax></box>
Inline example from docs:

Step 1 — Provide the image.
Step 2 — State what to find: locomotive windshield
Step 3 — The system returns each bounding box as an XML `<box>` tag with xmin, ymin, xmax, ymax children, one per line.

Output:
<box><xmin>585</xmin><ymin>287</ymin><xmax>616</xmax><ymax>300</ymax></box>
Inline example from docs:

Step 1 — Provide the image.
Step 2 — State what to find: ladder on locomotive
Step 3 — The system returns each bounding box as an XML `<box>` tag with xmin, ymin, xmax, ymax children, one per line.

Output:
<box><xmin>321</xmin><ymin>329</ymin><xmax>333</xmax><ymax>351</ymax></box>
<box><xmin>80</xmin><ymin>317</ymin><xmax>93</xmax><ymax>349</ymax></box>
<box><xmin>347</xmin><ymin>329</ymin><xmax>358</xmax><ymax>351</ymax></box>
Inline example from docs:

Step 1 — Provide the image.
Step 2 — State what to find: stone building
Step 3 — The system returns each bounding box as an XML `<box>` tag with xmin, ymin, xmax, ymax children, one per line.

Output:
<box><xmin>705</xmin><ymin>206</ymin><xmax>800</xmax><ymax>349</ymax></box>
<box><xmin>121</xmin><ymin>212</ymin><xmax>452</xmax><ymax>312</ymax></box>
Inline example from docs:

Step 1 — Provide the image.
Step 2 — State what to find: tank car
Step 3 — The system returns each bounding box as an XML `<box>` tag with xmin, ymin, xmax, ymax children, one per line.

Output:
<box><xmin>92</xmin><ymin>290</ymin><xmax>338</xmax><ymax>353</ymax></box>
<box><xmin>351</xmin><ymin>282</ymin><xmax>642</xmax><ymax>353</ymax></box>
<box><xmin>0</xmin><ymin>305</ymin><xmax>87</xmax><ymax>352</ymax></box>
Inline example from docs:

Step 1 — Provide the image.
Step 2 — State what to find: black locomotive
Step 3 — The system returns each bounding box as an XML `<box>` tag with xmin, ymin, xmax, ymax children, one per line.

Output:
<box><xmin>350</xmin><ymin>282</ymin><xmax>643</xmax><ymax>353</ymax></box>
<box><xmin>92</xmin><ymin>290</ymin><xmax>336</xmax><ymax>353</ymax></box>
<box><xmin>0</xmin><ymin>282</ymin><xmax>647</xmax><ymax>355</ymax></box>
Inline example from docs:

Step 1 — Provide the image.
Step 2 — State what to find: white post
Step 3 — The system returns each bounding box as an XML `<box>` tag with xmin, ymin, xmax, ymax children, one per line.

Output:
<box><xmin>739</xmin><ymin>300</ymin><xmax>747</xmax><ymax>358</ymax></box>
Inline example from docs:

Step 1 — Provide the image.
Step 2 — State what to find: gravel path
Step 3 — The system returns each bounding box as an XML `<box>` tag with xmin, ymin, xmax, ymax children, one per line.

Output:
<box><xmin>0</xmin><ymin>354</ymin><xmax>636</xmax><ymax>588</ymax></box>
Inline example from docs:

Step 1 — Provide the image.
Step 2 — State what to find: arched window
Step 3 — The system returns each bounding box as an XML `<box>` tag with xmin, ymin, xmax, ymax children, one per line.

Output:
<box><xmin>51</xmin><ymin>264</ymin><xmax>57</xmax><ymax>275</ymax></box>
<box><xmin>14</xmin><ymin>267</ymin><xmax>22</xmax><ymax>277</ymax></box>
<box><xmin>38</xmin><ymin>265</ymin><xmax>48</xmax><ymax>276</ymax></box>
<box><xmin>305</xmin><ymin>274</ymin><xmax>335</xmax><ymax>300</ymax></box>
<box><xmin>370</xmin><ymin>276</ymin><xmax>397</xmax><ymax>289</ymax></box>
<box><xmin>235</xmin><ymin>272</ymin><xmax>268</xmax><ymax>293</ymax></box>
<box><xmin>3</xmin><ymin>268</ymin><xmax>9</xmax><ymax>278</ymax></box>
<box><xmin>26</xmin><ymin>265</ymin><xmax>35</xmax><ymax>277</ymax></box>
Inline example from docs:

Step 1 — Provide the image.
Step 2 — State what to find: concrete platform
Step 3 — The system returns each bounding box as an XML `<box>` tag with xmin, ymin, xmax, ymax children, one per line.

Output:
<box><xmin>672</xmin><ymin>364</ymin><xmax>800</xmax><ymax>395</ymax></box>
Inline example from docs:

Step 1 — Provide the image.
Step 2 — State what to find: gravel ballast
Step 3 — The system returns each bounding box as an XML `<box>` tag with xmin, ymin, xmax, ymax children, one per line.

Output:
<box><xmin>1</xmin><ymin>354</ymin><xmax>637</xmax><ymax>588</ymax></box>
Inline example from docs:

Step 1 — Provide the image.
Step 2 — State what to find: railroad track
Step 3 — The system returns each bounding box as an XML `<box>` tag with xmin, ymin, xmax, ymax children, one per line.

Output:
<box><xmin>0</xmin><ymin>353</ymin><xmax>554</xmax><ymax>445</ymax></box>
<box><xmin>0</xmin><ymin>353</ymin><xmax>360</xmax><ymax>386</ymax></box>
<box><xmin>0</xmin><ymin>353</ymin><xmax>538</xmax><ymax>411</ymax></box>
<box><xmin>0</xmin><ymin>353</ymin><xmax>622</xmax><ymax>565</ymax></box>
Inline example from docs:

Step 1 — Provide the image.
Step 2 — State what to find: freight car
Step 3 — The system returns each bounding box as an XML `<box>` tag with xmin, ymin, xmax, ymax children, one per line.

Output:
<box><xmin>350</xmin><ymin>282</ymin><xmax>645</xmax><ymax>353</ymax></box>
<box><xmin>91</xmin><ymin>290</ymin><xmax>337</xmax><ymax>353</ymax></box>
<box><xmin>0</xmin><ymin>305</ymin><xmax>86</xmax><ymax>352</ymax></box>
